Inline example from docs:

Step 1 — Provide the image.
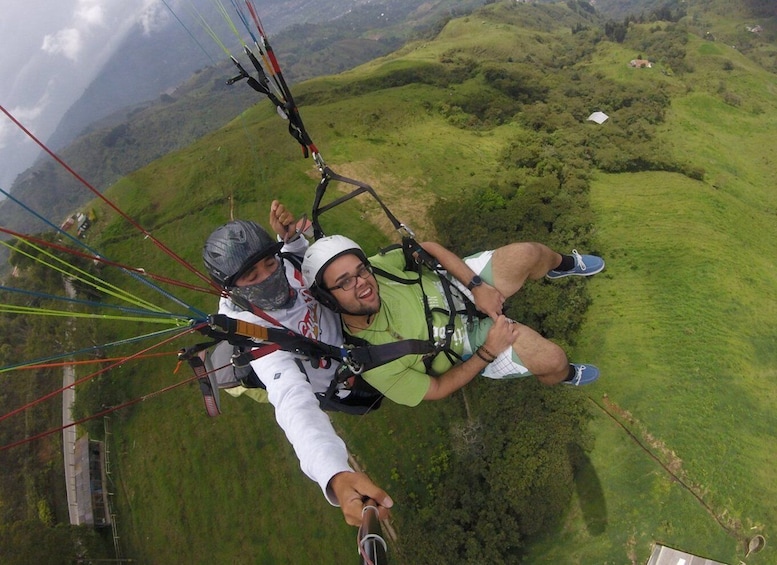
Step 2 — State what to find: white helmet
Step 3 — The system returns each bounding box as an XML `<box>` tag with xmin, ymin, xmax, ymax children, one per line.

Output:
<box><xmin>302</xmin><ymin>235</ymin><xmax>367</xmax><ymax>311</ymax></box>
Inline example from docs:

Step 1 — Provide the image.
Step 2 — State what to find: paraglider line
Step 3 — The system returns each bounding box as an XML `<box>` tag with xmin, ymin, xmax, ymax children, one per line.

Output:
<box><xmin>0</xmin><ymin>104</ymin><xmax>220</xmax><ymax>298</ymax></box>
<box><xmin>0</xmin><ymin>225</ymin><xmax>219</xmax><ymax>296</ymax></box>
<box><xmin>0</xmin><ymin>327</ymin><xmax>190</xmax><ymax>374</ymax></box>
<box><xmin>0</xmin><ymin>324</ymin><xmax>203</xmax><ymax>424</ymax></box>
<box><xmin>0</xmin><ymin>370</ymin><xmax>203</xmax><ymax>452</ymax></box>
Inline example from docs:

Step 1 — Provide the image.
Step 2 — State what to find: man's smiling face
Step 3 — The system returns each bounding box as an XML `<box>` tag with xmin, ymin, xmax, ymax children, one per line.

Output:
<box><xmin>322</xmin><ymin>253</ymin><xmax>380</xmax><ymax>316</ymax></box>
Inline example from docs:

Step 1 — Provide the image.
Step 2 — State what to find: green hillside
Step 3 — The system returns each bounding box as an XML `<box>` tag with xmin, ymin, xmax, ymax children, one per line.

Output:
<box><xmin>2</xmin><ymin>0</ymin><xmax>776</xmax><ymax>563</ymax></box>
<box><xmin>0</xmin><ymin>0</ymin><xmax>487</xmax><ymax>244</ymax></box>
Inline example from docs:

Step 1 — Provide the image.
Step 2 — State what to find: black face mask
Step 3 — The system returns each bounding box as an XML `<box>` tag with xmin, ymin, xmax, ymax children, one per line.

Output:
<box><xmin>231</xmin><ymin>259</ymin><xmax>297</xmax><ymax>310</ymax></box>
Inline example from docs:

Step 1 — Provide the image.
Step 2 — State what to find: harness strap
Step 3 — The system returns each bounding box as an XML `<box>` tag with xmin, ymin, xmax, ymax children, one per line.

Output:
<box><xmin>398</xmin><ymin>238</ymin><xmax>486</xmax><ymax>339</ymax></box>
<box><xmin>185</xmin><ymin>350</ymin><xmax>222</xmax><ymax>417</ymax></box>
<box><xmin>346</xmin><ymin>336</ymin><xmax>437</xmax><ymax>370</ymax></box>
<box><xmin>227</xmin><ymin>45</ymin><xmax>315</xmax><ymax>158</ymax></box>
<box><xmin>369</xmin><ymin>263</ymin><xmax>464</xmax><ymax>373</ymax></box>
<box><xmin>305</xmin><ymin>146</ymin><xmax>475</xmax><ymax>364</ymax></box>
<box><xmin>179</xmin><ymin>342</ymin><xmax>230</xmax><ymax>417</ymax></box>
<box><xmin>311</xmin><ymin>167</ymin><xmax>411</xmax><ymax>240</ymax></box>
<box><xmin>430</xmin><ymin>273</ymin><xmax>464</xmax><ymax>370</ymax></box>
<box><xmin>202</xmin><ymin>314</ymin><xmax>345</xmax><ymax>365</ymax></box>
<box><xmin>227</xmin><ymin>54</ymin><xmax>283</xmax><ymax>107</ymax></box>
<box><xmin>231</xmin><ymin>344</ymin><xmax>281</xmax><ymax>366</ymax></box>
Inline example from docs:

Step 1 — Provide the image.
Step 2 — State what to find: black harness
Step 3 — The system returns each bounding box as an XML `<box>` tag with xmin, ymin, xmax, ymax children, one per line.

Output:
<box><xmin>219</xmin><ymin>33</ymin><xmax>485</xmax><ymax>412</ymax></box>
<box><xmin>348</xmin><ymin>243</ymin><xmax>485</xmax><ymax>376</ymax></box>
<box><xmin>183</xmin><ymin>252</ymin><xmax>437</xmax><ymax>416</ymax></box>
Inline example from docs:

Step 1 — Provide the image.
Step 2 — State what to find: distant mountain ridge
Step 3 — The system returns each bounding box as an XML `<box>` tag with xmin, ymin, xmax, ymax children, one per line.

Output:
<box><xmin>0</xmin><ymin>0</ymin><xmax>489</xmax><ymax>238</ymax></box>
<box><xmin>46</xmin><ymin>0</ymin><xmax>379</xmax><ymax>152</ymax></box>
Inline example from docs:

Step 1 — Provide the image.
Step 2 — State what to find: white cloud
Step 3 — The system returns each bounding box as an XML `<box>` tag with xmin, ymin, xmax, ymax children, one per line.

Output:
<box><xmin>139</xmin><ymin>0</ymin><xmax>171</xmax><ymax>35</ymax></box>
<box><xmin>41</xmin><ymin>28</ymin><xmax>83</xmax><ymax>61</ymax></box>
<box><xmin>39</xmin><ymin>0</ymin><xmax>112</xmax><ymax>61</ymax></box>
<box><xmin>0</xmin><ymin>0</ymin><xmax>204</xmax><ymax>191</ymax></box>
<box><xmin>0</xmin><ymin>102</ymin><xmax>45</xmax><ymax>174</ymax></box>
<box><xmin>75</xmin><ymin>0</ymin><xmax>106</xmax><ymax>27</ymax></box>
<box><xmin>10</xmin><ymin>103</ymin><xmax>45</xmax><ymax>124</ymax></box>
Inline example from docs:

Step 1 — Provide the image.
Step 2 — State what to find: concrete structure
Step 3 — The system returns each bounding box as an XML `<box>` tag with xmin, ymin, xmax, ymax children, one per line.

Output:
<box><xmin>74</xmin><ymin>436</ymin><xmax>112</xmax><ymax>528</ymax></box>
<box><xmin>63</xmin><ymin>365</ymin><xmax>78</xmax><ymax>524</ymax></box>
<box><xmin>646</xmin><ymin>544</ymin><xmax>728</xmax><ymax>565</ymax></box>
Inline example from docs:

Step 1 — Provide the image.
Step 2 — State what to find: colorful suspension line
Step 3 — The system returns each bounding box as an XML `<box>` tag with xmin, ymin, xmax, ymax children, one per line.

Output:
<box><xmin>7</xmin><ymin>350</ymin><xmax>177</xmax><ymax>371</ymax></box>
<box><xmin>2</xmin><ymin>237</ymin><xmax>172</xmax><ymax>316</ymax></box>
<box><xmin>206</xmin><ymin>0</ymin><xmax>320</xmax><ymax>160</ymax></box>
<box><xmin>0</xmin><ymin>184</ymin><xmax>208</xmax><ymax>320</ymax></box>
<box><xmin>0</xmin><ymin>285</ymin><xmax>189</xmax><ymax>322</ymax></box>
<box><xmin>0</xmin><ymin>107</ymin><xmax>220</xmax><ymax>314</ymax></box>
<box><xmin>0</xmin><ymin>303</ymin><xmax>186</xmax><ymax>325</ymax></box>
<box><xmin>0</xmin><ymin>225</ymin><xmax>218</xmax><ymax>297</ymax></box>
<box><xmin>0</xmin><ymin>2</ymin><xmax>324</xmax><ymax>452</ymax></box>
<box><xmin>0</xmin><ymin>326</ymin><xmax>189</xmax><ymax>374</ymax></box>
<box><xmin>203</xmin><ymin>0</ymin><xmax>418</xmax><ymax>245</ymax></box>
<box><xmin>0</xmin><ymin>367</ymin><xmax>203</xmax><ymax>453</ymax></box>
<box><xmin>0</xmin><ymin>323</ymin><xmax>202</xmax><ymax>425</ymax></box>
<box><xmin>161</xmin><ymin>0</ymin><xmax>276</xmax><ymax>194</ymax></box>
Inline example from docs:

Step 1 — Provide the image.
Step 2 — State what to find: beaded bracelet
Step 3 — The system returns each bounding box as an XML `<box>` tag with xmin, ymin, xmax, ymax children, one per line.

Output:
<box><xmin>479</xmin><ymin>345</ymin><xmax>497</xmax><ymax>361</ymax></box>
<box><xmin>475</xmin><ymin>347</ymin><xmax>496</xmax><ymax>363</ymax></box>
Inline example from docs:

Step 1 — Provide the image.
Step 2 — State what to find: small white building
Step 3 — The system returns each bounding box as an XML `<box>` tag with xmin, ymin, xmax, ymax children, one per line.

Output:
<box><xmin>646</xmin><ymin>544</ymin><xmax>728</xmax><ymax>565</ymax></box>
<box><xmin>587</xmin><ymin>111</ymin><xmax>609</xmax><ymax>124</ymax></box>
<box><xmin>630</xmin><ymin>58</ymin><xmax>653</xmax><ymax>68</ymax></box>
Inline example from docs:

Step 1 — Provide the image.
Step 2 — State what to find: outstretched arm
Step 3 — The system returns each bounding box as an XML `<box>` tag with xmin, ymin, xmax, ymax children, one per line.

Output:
<box><xmin>262</xmin><ymin>361</ymin><xmax>394</xmax><ymax>526</ymax></box>
<box><xmin>419</xmin><ymin>241</ymin><xmax>505</xmax><ymax>320</ymax></box>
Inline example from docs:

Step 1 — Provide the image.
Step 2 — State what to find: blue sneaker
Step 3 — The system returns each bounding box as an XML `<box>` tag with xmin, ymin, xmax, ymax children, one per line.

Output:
<box><xmin>564</xmin><ymin>364</ymin><xmax>600</xmax><ymax>386</ymax></box>
<box><xmin>546</xmin><ymin>249</ymin><xmax>604</xmax><ymax>279</ymax></box>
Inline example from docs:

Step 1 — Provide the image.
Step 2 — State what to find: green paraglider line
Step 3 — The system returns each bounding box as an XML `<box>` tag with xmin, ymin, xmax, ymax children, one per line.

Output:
<box><xmin>0</xmin><ymin>324</ymin><xmax>205</xmax><ymax>425</ymax></box>
<box><xmin>3</xmin><ymin>238</ymin><xmax>172</xmax><ymax>314</ymax></box>
<box><xmin>0</xmin><ymin>326</ymin><xmax>192</xmax><ymax>374</ymax></box>
<box><xmin>0</xmin><ymin>224</ymin><xmax>219</xmax><ymax>296</ymax></box>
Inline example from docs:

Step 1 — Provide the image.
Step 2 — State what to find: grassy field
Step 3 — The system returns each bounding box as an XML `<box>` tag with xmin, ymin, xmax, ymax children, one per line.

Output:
<box><xmin>525</xmin><ymin>170</ymin><xmax>777</xmax><ymax>564</ymax></box>
<box><xmin>50</xmin><ymin>5</ymin><xmax>777</xmax><ymax>564</ymax></box>
<box><xmin>524</xmin><ymin>34</ymin><xmax>777</xmax><ymax>561</ymax></box>
<box><xmin>110</xmin><ymin>393</ymin><xmax>357</xmax><ymax>563</ymax></box>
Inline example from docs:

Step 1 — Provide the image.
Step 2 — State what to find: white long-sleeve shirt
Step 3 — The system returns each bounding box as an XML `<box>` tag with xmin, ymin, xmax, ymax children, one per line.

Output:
<box><xmin>218</xmin><ymin>237</ymin><xmax>351</xmax><ymax>504</ymax></box>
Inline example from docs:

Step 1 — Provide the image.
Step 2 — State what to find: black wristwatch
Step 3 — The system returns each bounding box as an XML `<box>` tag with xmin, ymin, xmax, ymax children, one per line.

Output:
<box><xmin>466</xmin><ymin>275</ymin><xmax>483</xmax><ymax>290</ymax></box>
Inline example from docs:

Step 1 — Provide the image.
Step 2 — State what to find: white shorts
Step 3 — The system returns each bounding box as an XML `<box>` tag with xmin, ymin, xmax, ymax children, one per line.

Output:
<box><xmin>453</xmin><ymin>250</ymin><xmax>532</xmax><ymax>380</ymax></box>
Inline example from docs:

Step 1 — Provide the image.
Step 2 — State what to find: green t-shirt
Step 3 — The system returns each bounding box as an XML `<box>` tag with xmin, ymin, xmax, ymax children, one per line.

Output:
<box><xmin>347</xmin><ymin>249</ymin><xmax>469</xmax><ymax>406</ymax></box>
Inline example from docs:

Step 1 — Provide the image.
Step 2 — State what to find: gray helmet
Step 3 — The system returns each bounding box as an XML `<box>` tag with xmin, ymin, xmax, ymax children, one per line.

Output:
<box><xmin>203</xmin><ymin>220</ymin><xmax>282</xmax><ymax>287</ymax></box>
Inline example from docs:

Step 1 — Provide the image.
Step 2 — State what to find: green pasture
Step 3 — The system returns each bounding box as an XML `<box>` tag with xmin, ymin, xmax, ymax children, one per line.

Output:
<box><xmin>527</xmin><ymin>34</ymin><xmax>777</xmax><ymax>562</ymax></box>
<box><xmin>526</xmin><ymin>170</ymin><xmax>777</xmax><ymax>564</ymax></box>
<box><xmin>110</xmin><ymin>391</ymin><xmax>355</xmax><ymax>563</ymax></box>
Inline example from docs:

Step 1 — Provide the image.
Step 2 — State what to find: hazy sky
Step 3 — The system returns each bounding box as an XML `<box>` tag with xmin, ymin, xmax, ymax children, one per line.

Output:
<box><xmin>0</xmin><ymin>0</ymin><xmax>173</xmax><ymax>190</ymax></box>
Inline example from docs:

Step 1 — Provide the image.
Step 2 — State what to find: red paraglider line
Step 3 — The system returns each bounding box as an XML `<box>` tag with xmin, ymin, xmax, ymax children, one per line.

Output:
<box><xmin>0</xmin><ymin>104</ymin><xmax>221</xmax><ymax>293</ymax></box>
